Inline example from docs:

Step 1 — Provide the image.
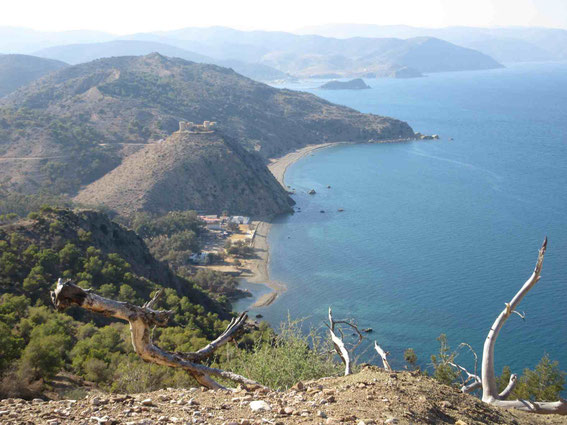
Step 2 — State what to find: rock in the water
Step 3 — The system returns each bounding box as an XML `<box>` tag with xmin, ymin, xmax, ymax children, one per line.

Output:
<box><xmin>308</xmin><ymin>189</ymin><xmax>317</xmax><ymax>195</ymax></box>
<box><xmin>320</xmin><ymin>78</ymin><xmax>371</xmax><ymax>90</ymax></box>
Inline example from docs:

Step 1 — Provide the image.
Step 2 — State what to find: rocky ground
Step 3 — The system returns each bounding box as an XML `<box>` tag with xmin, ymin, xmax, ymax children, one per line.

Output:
<box><xmin>1</xmin><ymin>367</ymin><xmax>566</xmax><ymax>425</ymax></box>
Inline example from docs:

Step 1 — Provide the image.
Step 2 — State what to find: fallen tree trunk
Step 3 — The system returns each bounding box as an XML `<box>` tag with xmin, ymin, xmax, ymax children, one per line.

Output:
<box><xmin>51</xmin><ymin>279</ymin><xmax>263</xmax><ymax>390</ymax></box>
<box><xmin>480</xmin><ymin>238</ymin><xmax>567</xmax><ymax>415</ymax></box>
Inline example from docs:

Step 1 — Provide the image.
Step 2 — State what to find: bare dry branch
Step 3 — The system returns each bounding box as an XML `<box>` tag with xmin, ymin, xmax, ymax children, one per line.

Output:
<box><xmin>374</xmin><ymin>341</ymin><xmax>392</xmax><ymax>372</ymax></box>
<box><xmin>328</xmin><ymin>307</ymin><xmax>352</xmax><ymax>375</ymax></box>
<box><xmin>480</xmin><ymin>238</ymin><xmax>566</xmax><ymax>414</ymax></box>
<box><xmin>51</xmin><ymin>279</ymin><xmax>263</xmax><ymax>390</ymax></box>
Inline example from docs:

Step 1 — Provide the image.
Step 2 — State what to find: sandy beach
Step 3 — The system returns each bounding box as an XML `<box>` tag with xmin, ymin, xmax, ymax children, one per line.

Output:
<box><xmin>240</xmin><ymin>143</ymin><xmax>337</xmax><ymax>308</ymax></box>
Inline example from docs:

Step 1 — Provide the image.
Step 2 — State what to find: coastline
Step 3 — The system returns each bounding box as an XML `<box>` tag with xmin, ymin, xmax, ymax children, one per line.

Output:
<box><xmin>240</xmin><ymin>139</ymin><xmax>416</xmax><ymax>309</ymax></box>
<box><xmin>239</xmin><ymin>143</ymin><xmax>338</xmax><ymax>308</ymax></box>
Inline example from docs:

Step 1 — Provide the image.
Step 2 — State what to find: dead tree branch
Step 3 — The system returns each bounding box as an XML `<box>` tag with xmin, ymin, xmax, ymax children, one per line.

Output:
<box><xmin>480</xmin><ymin>238</ymin><xmax>566</xmax><ymax>414</ymax></box>
<box><xmin>327</xmin><ymin>307</ymin><xmax>363</xmax><ymax>375</ymax></box>
<box><xmin>51</xmin><ymin>279</ymin><xmax>263</xmax><ymax>390</ymax></box>
<box><xmin>374</xmin><ymin>341</ymin><xmax>392</xmax><ymax>372</ymax></box>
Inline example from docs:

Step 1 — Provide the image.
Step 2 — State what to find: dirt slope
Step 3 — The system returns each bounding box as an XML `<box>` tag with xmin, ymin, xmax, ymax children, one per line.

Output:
<box><xmin>74</xmin><ymin>131</ymin><xmax>294</xmax><ymax>217</ymax></box>
<box><xmin>4</xmin><ymin>367</ymin><xmax>566</xmax><ymax>425</ymax></box>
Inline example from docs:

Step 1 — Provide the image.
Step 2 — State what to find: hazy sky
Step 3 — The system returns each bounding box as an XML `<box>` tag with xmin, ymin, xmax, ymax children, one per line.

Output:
<box><xmin>2</xmin><ymin>0</ymin><xmax>567</xmax><ymax>34</ymax></box>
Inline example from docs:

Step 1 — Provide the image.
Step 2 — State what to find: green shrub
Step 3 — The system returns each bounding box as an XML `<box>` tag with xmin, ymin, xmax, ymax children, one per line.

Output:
<box><xmin>223</xmin><ymin>319</ymin><xmax>342</xmax><ymax>390</ymax></box>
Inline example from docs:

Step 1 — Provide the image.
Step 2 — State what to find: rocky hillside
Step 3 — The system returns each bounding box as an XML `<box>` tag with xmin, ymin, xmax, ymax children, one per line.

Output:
<box><xmin>3</xmin><ymin>367</ymin><xmax>565</xmax><ymax>425</ymax></box>
<box><xmin>0</xmin><ymin>53</ymin><xmax>413</xmax><ymax>204</ymax></box>
<box><xmin>0</xmin><ymin>54</ymin><xmax>67</xmax><ymax>97</ymax></box>
<box><xmin>74</xmin><ymin>131</ymin><xmax>294</xmax><ymax>217</ymax></box>
<box><xmin>0</xmin><ymin>207</ymin><xmax>226</xmax><ymax>316</ymax></box>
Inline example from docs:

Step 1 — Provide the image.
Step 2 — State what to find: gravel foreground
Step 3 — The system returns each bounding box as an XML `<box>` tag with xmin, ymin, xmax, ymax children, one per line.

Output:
<box><xmin>1</xmin><ymin>367</ymin><xmax>566</xmax><ymax>425</ymax></box>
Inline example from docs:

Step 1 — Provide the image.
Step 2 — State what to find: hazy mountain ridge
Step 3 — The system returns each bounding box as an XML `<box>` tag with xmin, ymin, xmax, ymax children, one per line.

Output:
<box><xmin>1</xmin><ymin>26</ymin><xmax>503</xmax><ymax>80</ymax></box>
<box><xmin>33</xmin><ymin>40</ymin><xmax>290</xmax><ymax>82</ymax></box>
<box><xmin>297</xmin><ymin>24</ymin><xmax>567</xmax><ymax>63</ymax></box>
<box><xmin>0</xmin><ymin>54</ymin><xmax>68</xmax><ymax>97</ymax></box>
<box><xmin>129</xmin><ymin>27</ymin><xmax>501</xmax><ymax>77</ymax></box>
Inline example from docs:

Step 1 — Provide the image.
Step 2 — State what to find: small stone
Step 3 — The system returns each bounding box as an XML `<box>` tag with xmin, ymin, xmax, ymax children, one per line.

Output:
<box><xmin>90</xmin><ymin>397</ymin><xmax>101</xmax><ymax>406</ymax></box>
<box><xmin>90</xmin><ymin>416</ymin><xmax>112</xmax><ymax>425</ymax></box>
<box><xmin>32</xmin><ymin>398</ymin><xmax>44</xmax><ymax>403</ymax></box>
<box><xmin>187</xmin><ymin>398</ymin><xmax>200</xmax><ymax>406</ymax></box>
<box><xmin>384</xmin><ymin>418</ymin><xmax>399</xmax><ymax>424</ymax></box>
<box><xmin>291</xmin><ymin>381</ymin><xmax>304</xmax><ymax>391</ymax></box>
<box><xmin>223</xmin><ymin>422</ymin><xmax>238</xmax><ymax>425</ymax></box>
<box><xmin>358</xmin><ymin>421</ymin><xmax>376</xmax><ymax>425</ymax></box>
<box><xmin>283</xmin><ymin>406</ymin><xmax>294</xmax><ymax>415</ymax></box>
<box><xmin>317</xmin><ymin>410</ymin><xmax>327</xmax><ymax>418</ymax></box>
<box><xmin>141</xmin><ymin>398</ymin><xmax>153</xmax><ymax>406</ymax></box>
<box><xmin>440</xmin><ymin>400</ymin><xmax>454</xmax><ymax>409</ymax></box>
<box><xmin>455</xmin><ymin>421</ymin><xmax>467</xmax><ymax>425</ymax></box>
<box><xmin>239</xmin><ymin>420</ymin><xmax>251</xmax><ymax>425</ymax></box>
<box><xmin>325</xmin><ymin>418</ymin><xmax>340</xmax><ymax>425</ymax></box>
<box><xmin>249</xmin><ymin>400</ymin><xmax>271</xmax><ymax>412</ymax></box>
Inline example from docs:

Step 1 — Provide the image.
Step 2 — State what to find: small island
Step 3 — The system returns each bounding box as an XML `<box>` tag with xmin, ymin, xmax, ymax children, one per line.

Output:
<box><xmin>319</xmin><ymin>78</ymin><xmax>371</xmax><ymax>90</ymax></box>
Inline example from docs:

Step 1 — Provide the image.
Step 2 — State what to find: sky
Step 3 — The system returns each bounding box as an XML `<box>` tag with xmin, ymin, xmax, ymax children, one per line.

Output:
<box><xmin>1</xmin><ymin>0</ymin><xmax>566</xmax><ymax>34</ymax></box>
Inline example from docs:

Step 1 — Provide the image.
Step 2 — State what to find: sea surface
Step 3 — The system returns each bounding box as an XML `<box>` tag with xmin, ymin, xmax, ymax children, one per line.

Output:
<box><xmin>236</xmin><ymin>62</ymin><xmax>567</xmax><ymax>373</ymax></box>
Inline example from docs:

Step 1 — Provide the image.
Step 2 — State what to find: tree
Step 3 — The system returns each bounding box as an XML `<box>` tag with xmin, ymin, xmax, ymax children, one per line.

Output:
<box><xmin>480</xmin><ymin>238</ymin><xmax>567</xmax><ymax>414</ymax></box>
<box><xmin>431</xmin><ymin>334</ymin><xmax>459</xmax><ymax>386</ymax></box>
<box><xmin>0</xmin><ymin>322</ymin><xmax>22</xmax><ymax>373</ymax></box>
<box><xmin>514</xmin><ymin>355</ymin><xmax>566</xmax><ymax>401</ymax></box>
<box><xmin>52</xmin><ymin>279</ymin><xmax>263</xmax><ymax>389</ymax></box>
<box><xmin>404</xmin><ymin>348</ymin><xmax>418</xmax><ymax>370</ymax></box>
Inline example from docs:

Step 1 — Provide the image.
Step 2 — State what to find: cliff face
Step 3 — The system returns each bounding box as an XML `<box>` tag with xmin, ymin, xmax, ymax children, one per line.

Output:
<box><xmin>0</xmin><ymin>54</ymin><xmax>414</xmax><ymax>197</ymax></box>
<box><xmin>74</xmin><ymin>131</ymin><xmax>294</xmax><ymax>218</ymax></box>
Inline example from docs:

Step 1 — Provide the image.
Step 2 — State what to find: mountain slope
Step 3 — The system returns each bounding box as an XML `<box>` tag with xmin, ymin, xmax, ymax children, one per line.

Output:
<box><xmin>0</xmin><ymin>54</ymin><xmax>412</xmax><ymax>213</ymax></box>
<box><xmin>0</xmin><ymin>54</ymin><xmax>414</xmax><ymax>213</ymax></box>
<box><xmin>0</xmin><ymin>207</ymin><xmax>227</xmax><ymax>316</ymax></box>
<box><xmin>74</xmin><ymin>131</ymin><xmax>294</xmax><ymax>217</ymax></box>
<box><xmin>0</xmin><ymin>54</ymin><xmax>68</xmax><ymax>97</ymax></box>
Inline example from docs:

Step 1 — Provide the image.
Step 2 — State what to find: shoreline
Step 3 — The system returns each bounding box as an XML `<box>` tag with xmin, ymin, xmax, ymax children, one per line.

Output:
<box><xmin>238</xmin><ymin>143</ymin><xmax>339</xmax><ymax>308</ymax></box>
<box><xmin>240</xmin><ymin>138</ymin><xmax>416</xmax><ymax>309</ymax></box>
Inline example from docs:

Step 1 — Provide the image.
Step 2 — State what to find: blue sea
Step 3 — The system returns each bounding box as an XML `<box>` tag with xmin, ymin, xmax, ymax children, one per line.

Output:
<box><xmin>236</xmin><ymin>62</ymin><xmax>567</xmax><ymax>373</ymax></box>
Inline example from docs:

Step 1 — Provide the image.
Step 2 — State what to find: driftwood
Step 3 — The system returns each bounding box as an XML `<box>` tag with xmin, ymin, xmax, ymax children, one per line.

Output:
<box><xmin>327</xmin><ymin>307</ymin><xmax>363</xmax><ymax>376</ymax></box>
<box><xmin>480</xmin><ymin>238</ymin><xmax>566</xmax><ymax>415</ymax></box>
<box><xmin>51</xmin><ymin>279</ymin><xmax>262</xmax><ymax>390</ymax></box>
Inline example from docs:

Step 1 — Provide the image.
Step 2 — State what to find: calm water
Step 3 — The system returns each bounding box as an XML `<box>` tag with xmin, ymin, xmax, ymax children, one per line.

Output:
<box><xmin>237</xmin><ymin>62</ymin><xmax>567</xmax><ymax>373</ymax></box>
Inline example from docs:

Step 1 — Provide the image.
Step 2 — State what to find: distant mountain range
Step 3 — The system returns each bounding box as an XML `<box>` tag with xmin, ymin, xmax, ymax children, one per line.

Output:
<box><xmin>123</xmin><ymin>27</ymin><xmax>501</xmax><ymax>78</ymax></box>
<box><xmin>0</xmin><ymin>54</ymin><xmax>67</xmax><ymax>97</ymax></box>
<box><xmin>297</xmin><ymin>24</ymin><xmax>567</xmax><ymax>63</ymax></box>
<box><xmin>0</xmin><ymin>54</ymin><xmax>413</xmax><ymax>217</ymax></box>
<box><xmin>33</xmin><ymin>40</ymin><xmax>290</xmax><ymax>82</ymax></box>
<box><xmin>0</xmin><ymin>26</ymin><xmax>506</xmax><ymax>81</ymax></box>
